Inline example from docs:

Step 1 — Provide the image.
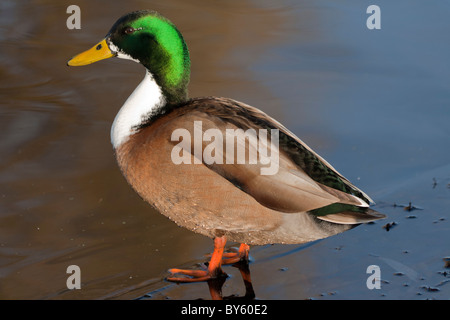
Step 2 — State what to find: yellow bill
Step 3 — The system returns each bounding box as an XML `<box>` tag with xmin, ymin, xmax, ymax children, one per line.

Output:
<box><xmin>67</xmin><ymin>39</ymin><xmax>115</xmax><ymax>66</ymax></box>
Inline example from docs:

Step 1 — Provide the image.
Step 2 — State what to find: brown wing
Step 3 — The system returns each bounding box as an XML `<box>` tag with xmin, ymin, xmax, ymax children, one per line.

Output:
<box><xmin>149</xmin><ymin>97</ymin><xmax>383</xmax><ymax>223</ymax></box>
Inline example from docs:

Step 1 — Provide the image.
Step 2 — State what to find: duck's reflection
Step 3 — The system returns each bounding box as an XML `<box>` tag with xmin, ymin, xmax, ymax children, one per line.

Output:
<box><xmin>206</xmin><ymin>261</ymin><xmax>255</xmax><ymax>300</ymax></box>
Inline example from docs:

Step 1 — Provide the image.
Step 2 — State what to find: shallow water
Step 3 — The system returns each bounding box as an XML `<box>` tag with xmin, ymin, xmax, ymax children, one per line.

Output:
<box><xmin>0</xmin><ymin>0</ymin><xmax>449</xmax><ymax>299</ymax></box>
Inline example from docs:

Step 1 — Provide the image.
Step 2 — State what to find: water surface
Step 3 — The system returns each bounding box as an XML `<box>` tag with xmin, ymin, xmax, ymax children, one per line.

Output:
<box><xmin>0</xmin><ymin>0</ymin><xmax>449</xmax><ymax>299</ymax></box>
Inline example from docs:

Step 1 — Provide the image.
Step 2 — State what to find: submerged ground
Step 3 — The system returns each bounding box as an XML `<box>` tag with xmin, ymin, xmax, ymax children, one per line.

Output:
<box><xmin>0</xmin><ymin>0</ymin><xmax>449</xmax><ymax>299</ymax></box>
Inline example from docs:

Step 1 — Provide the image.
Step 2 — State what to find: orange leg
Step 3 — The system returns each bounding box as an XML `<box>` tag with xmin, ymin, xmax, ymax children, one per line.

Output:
<box><xmin>166</xmin><ymin>236</ymin><xmax>227</xmax><ymax>282</ymax></box>
<box><xmin>221</xmin><ymin>243</ymin><xmax>250</xmax><ymax>265</ymax></box>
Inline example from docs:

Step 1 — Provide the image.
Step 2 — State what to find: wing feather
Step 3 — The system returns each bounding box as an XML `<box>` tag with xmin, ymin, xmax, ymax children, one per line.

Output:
<box><xmin>161</xmin><ymin>97</ymin><xmax>383</xmax><ymax>220</ymax></box>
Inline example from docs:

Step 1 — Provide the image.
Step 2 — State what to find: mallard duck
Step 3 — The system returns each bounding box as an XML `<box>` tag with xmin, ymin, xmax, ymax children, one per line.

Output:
<box><xmin>68</xmin><ymin>10</ymin><xmax>385</xmax><ymax>282</ymax></box>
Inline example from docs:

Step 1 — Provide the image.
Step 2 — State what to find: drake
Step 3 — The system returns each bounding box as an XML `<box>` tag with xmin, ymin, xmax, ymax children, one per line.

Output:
<box><xmin>68</xmin><ymin>10</ymin><xmax>385</xmax><ymax>282</ymax></box>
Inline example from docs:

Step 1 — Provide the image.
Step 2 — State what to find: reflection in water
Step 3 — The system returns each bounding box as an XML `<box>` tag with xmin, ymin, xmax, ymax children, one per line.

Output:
<box><xmin>207</xmin><ymin>261</ymin><xmax>255</xmax><ymax>300</ymax></box>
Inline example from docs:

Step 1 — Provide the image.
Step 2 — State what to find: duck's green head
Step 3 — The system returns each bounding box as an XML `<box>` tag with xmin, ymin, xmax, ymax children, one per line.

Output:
<box><xmin>68</xmin><ymin>10</ymin><xmax>190</xmax><ymax>104</ymax></box>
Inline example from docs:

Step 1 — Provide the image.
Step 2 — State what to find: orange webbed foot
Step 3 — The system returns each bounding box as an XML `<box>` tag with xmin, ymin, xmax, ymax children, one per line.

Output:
<box><xmin>165</xmin><ymin>236</ymin><xmax>228</xmax><ymax>283</ymax></box>
<box><xmin>220</xmin><ymin>243</ymin><xmax>250</xmax><ymax>265</ymax></box>
<box><xmin>166</xmin><ymin>267</ymin><xmax>225</xmax><ymax>282</ymax></box>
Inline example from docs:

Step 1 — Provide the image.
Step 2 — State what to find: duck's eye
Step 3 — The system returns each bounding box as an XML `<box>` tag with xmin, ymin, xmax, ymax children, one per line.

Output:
<box><xmin>124</xmin><ymin>27</ymin><xmax>136</xmax><ymax>35</ymax></box>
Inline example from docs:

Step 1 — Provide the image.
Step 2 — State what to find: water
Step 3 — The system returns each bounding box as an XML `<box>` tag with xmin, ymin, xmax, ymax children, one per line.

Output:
<box><xmin>0</xmin><ymin>0</ymin><xmax>449</xmax><ymax>299</ymax></box>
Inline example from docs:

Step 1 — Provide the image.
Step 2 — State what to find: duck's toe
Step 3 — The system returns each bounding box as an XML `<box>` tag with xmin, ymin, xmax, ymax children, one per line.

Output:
<box><xmin>166</xmin><ymin>267</ymin><xmax>226</xmax><ymax>282</ymax></box>
<box><xmin>220</xmin><ymin>243</ymin><xmax>250</xmax><ymax>265</ymax></box>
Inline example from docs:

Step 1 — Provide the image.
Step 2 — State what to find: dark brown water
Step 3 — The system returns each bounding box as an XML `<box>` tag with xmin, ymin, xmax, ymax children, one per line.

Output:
<box><xmin>1</xmin><ymin>0</ymin><xmax>449</xmax><ymax>300</ymax></box>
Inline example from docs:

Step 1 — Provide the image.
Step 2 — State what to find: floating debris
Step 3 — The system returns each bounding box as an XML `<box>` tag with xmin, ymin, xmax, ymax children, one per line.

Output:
<box><xmin>404</xmin><ymin>202</ymin><xmax>419</xmax><ymax>212</ymax></box>
<box><xmin>437</xmin><ymin>270</ymin><xmax>449</xmax><ymax>277</ymax></box>
<box><xmin>393</xmin><ymin>272</ymin><xmax>405</xmax><ymax>276</ymax></box>
<box><xmin>436</xmin><ymin>279</ymin><xmax>450</xmax><ymax>287</ymax></box>
<box><xmin>278</xmin><ymin>267</ymin><xmax>289</xmax><ymax>272</ymax></box>
<box><xmin>443</xmin><ymin>257</ymin><xmax>450</xmax><ymax>268</ymax></box>
<box><xmin>432</xmin><ymin>178</ymin><xmax>437</xmax><ymax>189</ymax></box>
<box><xmin>383</xmin><ymin>221</ymin><xmax>397</xmax><ymax>231</ymax></box>
<box><xmin>392</xmin><ymin>202</ymin><xmax>423</xmax><ymax>211</ymax></box>
<box><xmin>318</xmin><ymin>292</ymin><xmax>338</xmax><ymax>297</ymax></box>
<box><xmin>421</xmin><ymin>285</ymin><xmax>440</xmax><ymax>292</ymax></box>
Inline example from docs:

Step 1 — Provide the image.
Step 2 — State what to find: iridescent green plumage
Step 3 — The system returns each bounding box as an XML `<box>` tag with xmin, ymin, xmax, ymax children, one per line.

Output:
<box><xmin>107</xmin><ymin>10</ymin><xmax>190</xmax><ymax>103</ymax></box>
